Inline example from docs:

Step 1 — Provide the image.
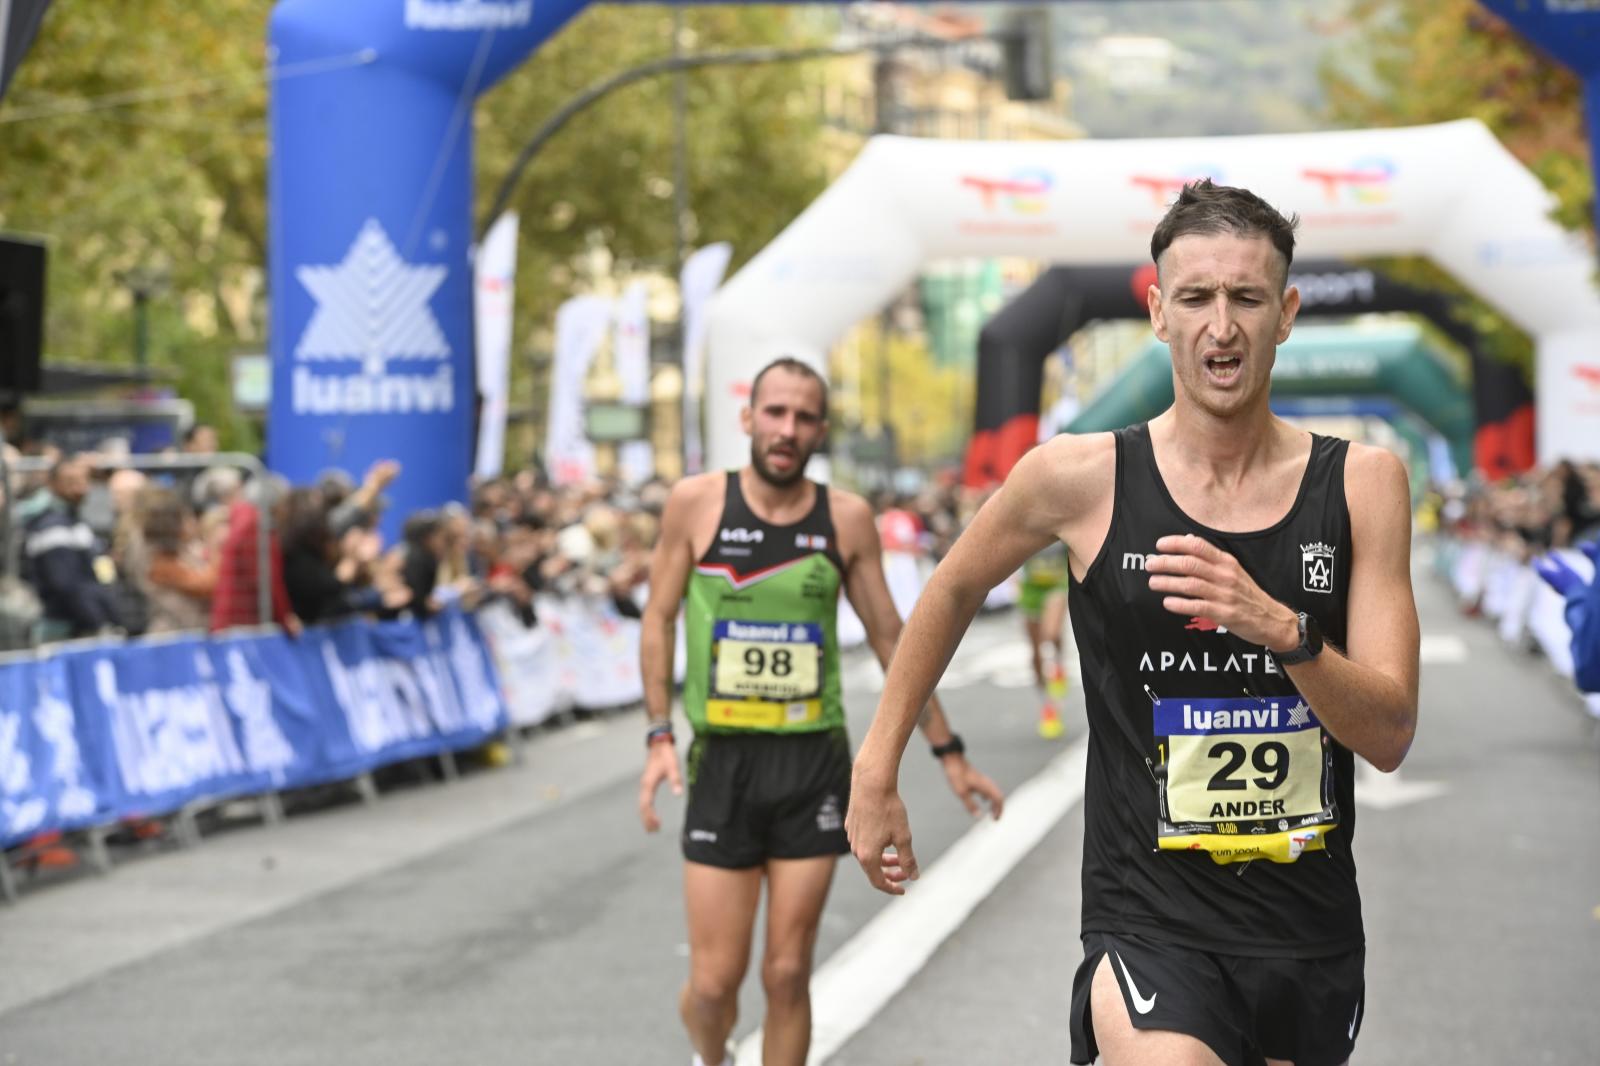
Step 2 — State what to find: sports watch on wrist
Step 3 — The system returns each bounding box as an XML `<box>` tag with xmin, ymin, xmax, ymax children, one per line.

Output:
<box><xmin>930</xmin><ymin>734</ymin><xmax>966</xmax><ymax>760</ymax></box>
<box><xmin>1275</xmin><ymin>611</ymin><xmax>1324</xmax><ymax>666</ymax></box>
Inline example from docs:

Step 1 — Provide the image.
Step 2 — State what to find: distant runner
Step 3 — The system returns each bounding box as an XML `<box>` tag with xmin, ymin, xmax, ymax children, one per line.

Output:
<box><xmin>639</xmin><ymin>357</ymin><xmax>1005</xmax><ymax>1066</ymax></box>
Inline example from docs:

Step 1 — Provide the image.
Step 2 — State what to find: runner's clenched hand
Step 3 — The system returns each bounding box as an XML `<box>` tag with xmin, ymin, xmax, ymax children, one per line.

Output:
<box><xmin>845</xmin><ymin>776</ymin><xmax>919</xmax><ymax>895</ymax></box>
<box><xmin>1144</xmin><ymin>534</ymin><xmax>1299</xmax><ymax>652</ymax></box>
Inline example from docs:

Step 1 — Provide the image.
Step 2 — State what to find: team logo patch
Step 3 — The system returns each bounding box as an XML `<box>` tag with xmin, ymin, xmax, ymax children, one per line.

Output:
<box><xmin>1301</xmin><ymin>541</ymin><xmax>1335</xmax><ymax>594</ymax></box>
<box><xmin>816</xmin><ymin>794</ymin><xmax>842</xmax><ymax>832</ymax></box>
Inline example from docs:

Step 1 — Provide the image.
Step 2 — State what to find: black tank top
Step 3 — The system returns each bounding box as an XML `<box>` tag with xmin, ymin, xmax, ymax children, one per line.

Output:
<box><xmin>1068</xmin><ymin>423</ymin><xmax>1361</xmax><ymax>958</ymax></box>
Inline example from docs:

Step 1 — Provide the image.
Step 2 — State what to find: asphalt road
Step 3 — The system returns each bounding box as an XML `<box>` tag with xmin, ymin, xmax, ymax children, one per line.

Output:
<box><xmin>1</xmin><ymin>569</ymin><xmax>1597</xmax><ymax>1066</ymax></box>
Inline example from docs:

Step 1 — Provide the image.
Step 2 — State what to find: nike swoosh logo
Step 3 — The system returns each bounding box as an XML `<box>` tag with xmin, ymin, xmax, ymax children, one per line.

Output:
<box><xmin>1114</xmin><ymin>951</ymin><xmax>1158</xmax><ymax>1015</ymax></box>
<box><xmin>1349</xmin><ymin>997</ymin><xmax>1361</xmax><ymax>1040</ymax></box>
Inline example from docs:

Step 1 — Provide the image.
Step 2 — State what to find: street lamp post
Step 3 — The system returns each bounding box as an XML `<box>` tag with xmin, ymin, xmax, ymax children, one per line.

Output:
<box><xmin>117</xmin><ymin>265</ymin><xmax>169</xmax><ymax>375</ymax></box>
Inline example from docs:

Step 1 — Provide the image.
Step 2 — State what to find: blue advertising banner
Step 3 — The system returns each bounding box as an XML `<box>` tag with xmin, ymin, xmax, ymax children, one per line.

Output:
<box><xmin>0</xmin><ymin>607</ymin><xmax>508</xmax><ymax>848</ymax></box>
<box><xmin>267</xmin><ymin>0</ymin><xmax>588</xmax><ymax>535</ymax></box>
<box><xmin>0</xmin><ymin>655</ymin><xmax>107</xmax><ymax>844</ymax></box>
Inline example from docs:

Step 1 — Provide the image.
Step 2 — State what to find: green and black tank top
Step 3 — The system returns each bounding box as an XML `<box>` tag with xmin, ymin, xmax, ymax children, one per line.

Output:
<box><xmin>683</xmin><ymin>471</ymin><xmax>846</xmax><ymax>735</ymax></box>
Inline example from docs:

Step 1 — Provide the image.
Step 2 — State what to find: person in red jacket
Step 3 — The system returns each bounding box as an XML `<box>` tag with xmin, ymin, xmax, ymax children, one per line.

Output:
<box><xmin>210</xmin><ymin>474</ymin><xmax>301</xmax><ymax>636</ymax></box>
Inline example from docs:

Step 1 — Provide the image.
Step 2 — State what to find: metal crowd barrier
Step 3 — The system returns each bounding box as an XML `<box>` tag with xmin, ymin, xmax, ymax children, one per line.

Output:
<box><xmin>0</xmin><ymin>451</ymin><xmax>276</xmax><ymax>645</ymax></box>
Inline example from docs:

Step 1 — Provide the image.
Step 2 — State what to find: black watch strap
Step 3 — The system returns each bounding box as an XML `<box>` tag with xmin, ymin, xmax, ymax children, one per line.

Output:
<box><xmin>930</xmin><ymin>734</ymin><xmax>965</xmax><ymax>759</ymax></box>
<box><xmin>1276</xmin><ymin>611</ymin><xmax>1324</xmax><ymax>665</ymax></box>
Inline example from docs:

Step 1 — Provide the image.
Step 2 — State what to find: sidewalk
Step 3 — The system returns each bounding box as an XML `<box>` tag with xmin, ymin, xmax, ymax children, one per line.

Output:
<box><xmin>0</xmin><ymin>711</ymin><xmax>643</xmax><ymax>1016</ymax></box>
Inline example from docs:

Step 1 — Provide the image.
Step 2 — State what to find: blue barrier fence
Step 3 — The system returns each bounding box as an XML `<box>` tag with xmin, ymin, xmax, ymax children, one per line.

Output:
<box><xmin>0</xmin><ymin>607</ymin><xmax>507</xmax><ymax>848</ymax></box>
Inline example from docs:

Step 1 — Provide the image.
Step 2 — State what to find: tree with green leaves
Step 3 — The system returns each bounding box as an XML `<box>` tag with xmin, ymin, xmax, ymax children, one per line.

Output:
<box><xmin>1322</xmin><ymin>0</ymin><xmax>1593</xmax><ymax>383</ymax></box>
<box><xmin>0</xmin><ymin>3</ymin><xmax>829</xmax><ymax>458</ymax></box>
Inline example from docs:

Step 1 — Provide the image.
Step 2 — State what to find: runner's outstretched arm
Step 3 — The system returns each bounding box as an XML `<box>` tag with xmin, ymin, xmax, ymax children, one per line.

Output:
<box><xmin>846</xmin><ymin>438</ymin><xmax>1097</xmax><ymax>894</ymax></box>
<box><xmin>637</xmin><ymin>476</ymin><xmax>707</xmax><ymax>832</ymax></box>
<box><xmin>832</xmin><ymin>492</ymin><xmax>1005</xmax><ymax>826</ymax></box>
<box><xmin>1143</xmin><ymin>444</ymin><xmax>1419</xmax><ymax>771</ymax></box>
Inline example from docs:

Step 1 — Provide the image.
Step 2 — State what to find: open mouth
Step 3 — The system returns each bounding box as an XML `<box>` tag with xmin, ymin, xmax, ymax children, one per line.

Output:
<box><xmin>1204</xmin><ymin>354</ymin><xmax>1242</xmax><ymax>382</ymax></box>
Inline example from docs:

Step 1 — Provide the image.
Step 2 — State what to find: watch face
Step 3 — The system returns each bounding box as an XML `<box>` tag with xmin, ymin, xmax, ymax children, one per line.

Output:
<box><xmin>1302</xmin><ymin>613</ymin><xmax>1323</xmax><ymax>654</ymax></box>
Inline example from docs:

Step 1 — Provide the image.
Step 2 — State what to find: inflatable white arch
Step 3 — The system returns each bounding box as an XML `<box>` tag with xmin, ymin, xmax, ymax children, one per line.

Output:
<box><xmin>704</xmin><ymin>118</ymin><xmax>1600</xmax><ymax>472</ymax></box>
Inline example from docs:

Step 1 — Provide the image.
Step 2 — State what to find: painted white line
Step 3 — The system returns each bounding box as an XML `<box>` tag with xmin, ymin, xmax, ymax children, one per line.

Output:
<box><xmin>1353</xmin><ymin>760</ymin><xmax>1449</xmax><ymax>811</ymax></box>
<box><xmin>734</xmin><ymin>735</ymin><xmax>1090</xmax><ymax>1066</ymax></box>
<box><xmin>1419</xmin><ymin>633</ymin><xmax>1469</xmax><ymax>665</ymax></box>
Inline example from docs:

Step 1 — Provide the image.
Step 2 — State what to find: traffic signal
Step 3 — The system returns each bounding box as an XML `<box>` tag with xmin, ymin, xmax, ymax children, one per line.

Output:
<box><xmin>1002</xmin><ymin>9</ymin><xmax>1054</xmax><ymax>102</ymax></box>
<box><xmin>0</xmin><ymin>236</ymin><xmax>44</xmax><ymax>396</ymax></box>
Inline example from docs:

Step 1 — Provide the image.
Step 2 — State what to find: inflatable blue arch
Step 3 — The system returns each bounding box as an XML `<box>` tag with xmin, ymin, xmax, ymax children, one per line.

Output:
<box><xmin>265</xmin><ymin>1</ymin><xmax>1600</xmax><ymax>525</ymax></box>
<box><xmin>268</xmin><ymin>0</ymin><xmax>594</xmax><ymax>526</ymax></box>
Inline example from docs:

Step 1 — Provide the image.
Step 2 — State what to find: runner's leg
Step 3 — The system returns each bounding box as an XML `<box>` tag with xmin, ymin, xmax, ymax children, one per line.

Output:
<box><xmin>1090</xmin><ymin>954</ymin><xmax>1228</xmax><ymax>1066</ymax></box>
<box><xmin>1042</xmin><ymin>586</ymin><xmax>1069</xmax><ymax>671</ymax></box>
<box><xmin>758</xmin><ymin>855</ymin><xmax>837</xmax><ymax>1066</ymax></box>
<box><xmin>1042</xmin><ymin>587</ymin><xmax>1070</xmax><ymax>702</ymax></box>
<box><xmin>681</xmin><ymin>861</ymin><xmax>763</xmax><ymax>1065</ymax></box>
<box><xmin>1023</xmin><ymin>613</ymin><xmax>1046</xmax><ymax>689</ymax></box>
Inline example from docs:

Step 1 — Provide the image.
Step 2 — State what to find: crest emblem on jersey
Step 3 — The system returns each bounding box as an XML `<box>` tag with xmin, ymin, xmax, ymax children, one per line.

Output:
<box><xmin>1300</xmin><ymin>541</ymin><xmax>1334</xmax><ymax>594</ymax></box>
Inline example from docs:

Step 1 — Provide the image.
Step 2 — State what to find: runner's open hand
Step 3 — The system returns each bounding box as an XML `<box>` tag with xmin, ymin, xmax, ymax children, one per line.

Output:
<box><xmin>846</xmin><ymin>775</ymin><xmax>918</xmax><ymax>895</ymax></box>
<box><xmin>1144</xmin><ymin>534</ymin><xmax>1297</xmax><ymax>651</ymax></box>
<box><xmin>938</xmin><ymin>755</ymin><xmax>1004</xmax><ymax>820</ymax></box>
<box><xmin>638</xmin><ymin>741</ymin><xmax>682</xmax><ymax>833</ymax></box>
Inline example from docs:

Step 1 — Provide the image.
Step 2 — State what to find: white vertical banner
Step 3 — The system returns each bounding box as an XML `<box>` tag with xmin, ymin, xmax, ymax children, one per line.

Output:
<box><xmin>680</xmin><ymin>243</ymin><xmax>733</xmax><ymax>475</ymax></box>
<box><xmin>1535</xmin><ymin>328</ymin><xmax>1600</xmax><ymax>464</ymax></box>
<box><xmin>614</xmin><ymin>280</ymin><xmax>655</xmax><ymax>485</ymax></box>
<box><xmin>546</xmin><ymin>294</ymin><xmax>614</xmax><ymax>486</ymax></box>
<box><xmin>473</xmin><ymin>211</ymin><xmax>519</xmax><ymax>479</ymax></box>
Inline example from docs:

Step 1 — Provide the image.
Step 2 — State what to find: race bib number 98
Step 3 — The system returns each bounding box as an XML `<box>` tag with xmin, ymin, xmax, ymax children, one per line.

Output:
<box><xmin>1152</xmin><ymin>695</ymin><xmax>1338</xmax><ymax>865</ymax></box>
<box><xmin>707</xmin><ymin>619</ymin><xmax>824</xmax><ymax>729</ymax></box>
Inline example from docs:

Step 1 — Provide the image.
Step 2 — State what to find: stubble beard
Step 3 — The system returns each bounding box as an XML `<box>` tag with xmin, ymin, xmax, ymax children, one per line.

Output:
<box><xmin>751</xmin><ymin>442</ymin><xmax>809</xmax><ymax>487</ymax></box>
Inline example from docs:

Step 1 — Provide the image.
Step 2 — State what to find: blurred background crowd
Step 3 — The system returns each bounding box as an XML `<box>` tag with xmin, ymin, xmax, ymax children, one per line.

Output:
<box><xmin>1429</xmin><ymin>459</ymin><xmax>1600</xmax><ymax>563</ymax></box>
<box><xmin>0</xmin><ymin>419</ymin><xmax>991</xmax><ymax>653</ymax></box>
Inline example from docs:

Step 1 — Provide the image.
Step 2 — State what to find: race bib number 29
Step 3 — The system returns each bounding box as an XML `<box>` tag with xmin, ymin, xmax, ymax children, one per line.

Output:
<box><xmin>1152</xmin><ymin>695</ymin><xmax>1339</xmax><ymax>865</ymax></box>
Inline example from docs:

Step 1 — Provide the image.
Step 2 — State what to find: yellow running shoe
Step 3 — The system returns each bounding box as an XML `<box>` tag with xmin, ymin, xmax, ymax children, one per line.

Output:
<box><xmin>1038</xmin><ymin>703</ymin><xmax>1065</xmax><ymax>739</ymax></box>
<box><xmin>1046</xmin><ymin>662</ymin><xmax>1069</xmax><ymax>702</ymax></box>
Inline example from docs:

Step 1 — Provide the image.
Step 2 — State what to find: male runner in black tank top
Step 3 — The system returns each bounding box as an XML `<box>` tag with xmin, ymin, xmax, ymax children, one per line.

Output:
<box><xmin>846</xmin><ymin>181</ymin><xmax>1420</xmax><ymax>1066</ymax></box>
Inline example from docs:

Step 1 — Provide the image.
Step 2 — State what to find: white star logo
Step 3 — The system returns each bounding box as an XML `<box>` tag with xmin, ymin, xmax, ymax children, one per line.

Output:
<box><xmin>1287</xmin><ymin>701</ymin><xmax>1312</xmax><ymax>727</ymax></box>
<box><xmin>295</xmin><ymin>218</ymin><xmax>450</xmax><ymax>377</ymax></box>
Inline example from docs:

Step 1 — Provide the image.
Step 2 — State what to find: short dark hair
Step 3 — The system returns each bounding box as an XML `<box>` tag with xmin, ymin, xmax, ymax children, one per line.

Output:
<box><xmin>749</xmin><ymin>357</ymin><xmax>829</xmax><ymax>420</ymax></box>
<box><xmin>403</xmin><ymin>509</ymin><xmax>444</xmax><ymax>546</ymax></box>
<box><xmin>49</xmin><ymin>454</ymin><xmax>87</xmax><ymax>484</ymax></box>
<box><xmin>1150</xmin><ymin>179</ymin><xmax>1299</xmax><ymax>285</ymax></box>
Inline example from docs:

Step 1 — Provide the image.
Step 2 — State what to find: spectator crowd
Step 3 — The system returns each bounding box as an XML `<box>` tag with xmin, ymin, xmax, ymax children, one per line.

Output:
<box><xmin>1</xmin><ymin>421</ymin><xmax>986</xmax><ymax>654</ymax></box>
<box><xmin>1429</xmin><ymin>458</ymin><xmax>1600</xmax><ymax>699</ymax></box>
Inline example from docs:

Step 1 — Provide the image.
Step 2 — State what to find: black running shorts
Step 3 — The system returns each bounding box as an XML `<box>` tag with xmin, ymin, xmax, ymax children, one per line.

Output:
<box><xmin>681</xmin><ymin>728</ymin><xmax>852</xmax><ymax>869</ymax></box>
<box><xmin>1069</xmin><ymin>931</ymin><xmax>1365</xmax><ymax>1066</ymax></box>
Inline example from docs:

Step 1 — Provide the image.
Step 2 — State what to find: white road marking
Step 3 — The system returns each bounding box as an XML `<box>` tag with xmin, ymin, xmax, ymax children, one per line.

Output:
<box><xmin>1419</xmin><ymin>633</ymin><xmax>1469</xmax><ymax>665</ymax></box>
<box><xmin>734</xmin><ymin>736</ymin><xmax>1090</xmax><ymax>1066</ymax></box>
<box><xmin>1353</xmin><ymin>760</ymin><xmax>1449</xmax><ymax>811</ymax></box>
<box><xmin>841</xmin><ymin>615</ymin><xmax>1079</xmax><ymax>696</ymax></box>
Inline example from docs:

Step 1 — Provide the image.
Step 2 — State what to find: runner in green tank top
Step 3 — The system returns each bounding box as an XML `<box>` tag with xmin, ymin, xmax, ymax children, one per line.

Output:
<box><xmin>1019</xmin><ymin>541</ymin><xmax>1072</xmax><ymax>738</ymax></box>
<box><xmin>637</xmin><ymin>358</ymin><xmax>1004</xmax><ymax>1066</ymax></box>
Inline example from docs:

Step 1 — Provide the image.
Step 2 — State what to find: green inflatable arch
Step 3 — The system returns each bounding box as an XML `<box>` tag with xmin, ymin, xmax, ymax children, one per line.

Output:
<box><xmin>1064</xmin><ymin>323</ymin><xmax>1475</xmax><ymax>477</ymax></box>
